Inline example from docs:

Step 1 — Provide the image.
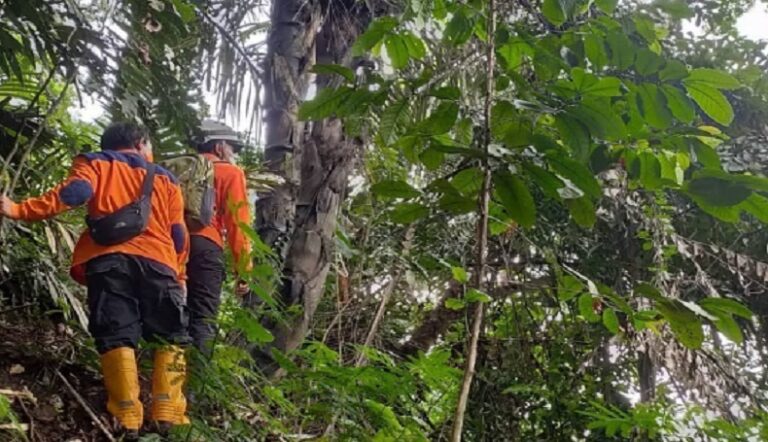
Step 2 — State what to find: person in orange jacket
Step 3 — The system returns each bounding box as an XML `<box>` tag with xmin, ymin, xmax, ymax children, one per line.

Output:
<box><xmin>0</xmin><ymin>122</ymin><xmax>190</xmax><ymax>439</ymax></box>
<box><xmin>187</xmin><ymin>120</ymin><xmax>252</xmax><ymax>356</ymax></box>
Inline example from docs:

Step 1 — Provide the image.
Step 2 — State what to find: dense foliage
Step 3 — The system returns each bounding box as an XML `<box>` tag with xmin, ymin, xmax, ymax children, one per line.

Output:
<box><xmin>2</xmin><ymin>0</ymin><xmax>768</xmax><ymax>441</ymax></box>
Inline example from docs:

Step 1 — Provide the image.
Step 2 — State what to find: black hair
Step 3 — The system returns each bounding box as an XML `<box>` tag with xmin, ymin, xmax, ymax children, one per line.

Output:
<box><xmin>196</xmin><ymin>140</ymin><xmax>218</xmax><ymax>153</ymax></box>
<box><xmin>100</xmin><ymin>122</ymin><xmax>149</xmax><ymax>151</ymax></box>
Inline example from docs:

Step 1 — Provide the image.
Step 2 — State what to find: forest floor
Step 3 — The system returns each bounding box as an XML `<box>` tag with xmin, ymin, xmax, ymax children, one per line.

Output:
<box><xmin>0</xmin><ymin>317</ymin><xmax>137</xmax><ymax>442</ymax></box>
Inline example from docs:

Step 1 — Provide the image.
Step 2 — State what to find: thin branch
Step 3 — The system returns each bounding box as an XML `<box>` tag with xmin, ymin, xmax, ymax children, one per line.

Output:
<box><xmin>450</xmin><ymin>1</ymin><xmax>496</xmax><ymax>440</ymax></box>
<box><xmin>55</xmin><ymin>370</ymin><xmax>116</xmax><ymax>442</ymax></box>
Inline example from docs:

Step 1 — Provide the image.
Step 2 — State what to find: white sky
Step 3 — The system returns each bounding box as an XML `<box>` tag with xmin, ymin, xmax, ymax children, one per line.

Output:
<box><xmin>70</xmin><ymin>4</ymin><xmax>768</xmax><ymax>131</ymax></box>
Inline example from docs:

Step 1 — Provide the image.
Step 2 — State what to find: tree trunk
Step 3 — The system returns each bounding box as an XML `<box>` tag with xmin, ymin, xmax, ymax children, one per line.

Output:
<box><xmin>252</xmin><ymin>0</ymin><xmax>373</xmax><ymax>371</ymax></box>
<box><xmin>257</xmin><ymin>0</ymin><xmax>321</xmax><ymax>257</ymax></box>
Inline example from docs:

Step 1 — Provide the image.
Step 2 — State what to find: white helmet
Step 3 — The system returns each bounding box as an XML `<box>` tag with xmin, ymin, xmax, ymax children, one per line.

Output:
<box><xmin>198</xmin><ymin>119</ymin><xmax>243</xmax><ymax>151</ymax></box>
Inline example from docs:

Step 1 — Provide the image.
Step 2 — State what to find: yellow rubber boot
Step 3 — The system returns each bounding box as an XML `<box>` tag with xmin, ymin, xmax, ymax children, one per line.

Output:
<box><xmin>151</xmin><ymin>346</ymin><xmax>190</xmax><ymax>426</ymax></box>
<box><xmin>100</xmin><ymin>347</ymin><xmax>143</xmax><ymax>431</ymax></box>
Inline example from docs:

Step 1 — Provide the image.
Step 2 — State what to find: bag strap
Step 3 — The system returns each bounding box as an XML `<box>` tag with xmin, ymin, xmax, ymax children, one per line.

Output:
<box><xmin>141</xmin><ymin>163</ymin><xmax>157</xmax><ymax>199</ymax></box>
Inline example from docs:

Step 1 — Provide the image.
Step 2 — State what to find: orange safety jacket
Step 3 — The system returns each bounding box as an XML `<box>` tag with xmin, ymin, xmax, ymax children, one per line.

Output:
<box><xmin>6</xmin><ymin>150</ymin><xmax>189</xmax><ymax>284</ymax></box>
<box><xmin>192</xmin><ymin>153</ymin><xmax>252</xmax><ymax>274</ymax></box>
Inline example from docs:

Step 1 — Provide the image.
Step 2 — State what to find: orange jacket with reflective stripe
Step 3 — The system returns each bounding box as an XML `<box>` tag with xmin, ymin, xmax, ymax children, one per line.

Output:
<box><xmin>8</xmin><ymin>150</ymin><xmax>189</xmax><ymax>284</ymax></box>
<box><xmin>192</xmin><ymin>153</ymin><xmax>252</xmax><ymax>274</ymax></box>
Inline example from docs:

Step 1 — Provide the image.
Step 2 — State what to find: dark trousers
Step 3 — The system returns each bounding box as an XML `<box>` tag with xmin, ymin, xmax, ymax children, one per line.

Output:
<box><xmin>187</xmin><ymin>236</ymin><xmax>225</xmax><ymax>356</ymax></box>
<box><xmin>85</xmin><ymin>254</ymin><xmax>189</xmax><ymax>354</ymax></box>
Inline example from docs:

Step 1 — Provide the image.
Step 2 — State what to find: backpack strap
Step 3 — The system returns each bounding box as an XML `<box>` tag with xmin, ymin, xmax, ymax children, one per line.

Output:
<box><xmin>141</xmin><ymin>163</ymin><xmax>157</xmax><ymax>199</ymax></box>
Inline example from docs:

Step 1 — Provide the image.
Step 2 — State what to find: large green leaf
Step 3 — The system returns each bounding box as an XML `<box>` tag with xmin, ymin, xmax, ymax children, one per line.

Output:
<box><xmin>352</xmin><ymin>17</ymin><xmax>398</xmax><ymax>56</ymax></box>
<box><xmin>523</xmin><ymin>162</ymin><xmax>565</xmax><ymax>199</ymax></box>
<box><xmin>443</xmin><ymin>7</ymin><xmax>474</xmax><ymax>45</ymax></box>
<box><xmin>699</xmin><ymin>297</ymin><xmax>752</xmax><ymax>319</ymax></box>
<box><xmin>371</xmin><ymin>180</ymin><xmax>420</xmax><ymax>199</ymax></box>
<box><xmin>584</xmin><ymin>34</ymin><xmax>608</xmax><ymax>70</ymax></box>
<box><xmin>298</xmin><ymin>87</ymin><xmax>353</xmax><ymax>120</ymax></box>
<box><xmin>385</xmin><ymin>34</ymin><xmax>410</xmax><ymax>69</ymax></box>
<box><xmin>543</xmin><ymin>0</ymin><xmax>566</xmax><ymax>25</ymax></box>
<box><xmin>634</xmin><ymin>48</ymin><xmax>664</xmax><ymax>76</ymax></box>
<box><xmin>402</xmin><ymin>31</ymin><xmax>427</xmax><ymax>60</ymax></box>
<box><xmin>498</xmin><ymin>38</ymin><xmax>534</xmax><ymax>71</ymax></box>
<box><xmin>638</xmin><ymin>152</ymin><xmax>662</xmax><ymax>190</ymax></box>
<box><xmin>569</xmin><ymin>98</ymin><xmax>627</xmax><ymax>140</ymax></box>
<box><xmin>661</xmin><ymin>85</ymin><xmax>695</xmax><ymax>123</ymax></box>
<box><xmin>596</xmin><ymin>0</ymin><xmax>618</xmax><ymax>14</ymax></box>
<box><xmin>439</xmin><ymin>193</ymin><xmax>476</xmax><ymax>214</ymax></box>
<box><xmin>548</xmin><ymin>155</ymin><xmax>602</xmax><ymax>198</ymax></box>
<box><xmin>687</xmin><ymin>174</ymin><xmax>751</xmax><ymax>207</ymax></box>
<box><xmin>451</xmin><ymin>167</ymin><xmax>483</xmax><ymax>196</ymax></box>
<box><xmin>579</xmin><ymin>293</ymin><xmax>601</xmax><ymax>322</ymax></box>
<box><xmin>606</xmin><ymin>31</ymin><xmax>634</xmax><ymax>69</ymax></box>
<box><xmin>741</xmin><ymin>194</ymin><xmax>768</xmax><ymax>223</ymax></box>
<box><xmin>311</xmin><ymin>64</ymin><xmax>355</xmax><ymax>83</ymax></box>
<box><xmin>417</xmin><ymin>102</ymin><xmax>459</xmax><ymax>135</ymax></box>
<box><xmin>685</xmin><ymin>68</ymin><xmax>740</xmax><ymax>90</ymax></box>
<box><xmin>494</xmin><ymin>171</ymin><xmax>536</xmax><ymax>228</ymax></box>
<box><xmin>391</xmin><ymin>203</ymin><xmax>429</xmax><ymax>224</ymax></box>
<box><xmin>684</xmin><ymin>82</ymin><xmax>734</xmax><ymax>126</ymax></box>
<box><xmin>567</xmin><ymin>196</ymin><xmax>597</xmax><ymax>227</ymax></box>
<box><xmin>637</xmin><ymin>83</ymin><xmax>672</xmax><ymax>129</ymax></box>
<box><xmin>555</xmin><ymin>115</ymin><xmax>591</xmax><ymax>163</ymax></box>
<box><xmin>603</xmin><ymin>309</ymin><xmax>620</xmax><ymax>334</ymax></box>
<box><xmin>379</xmin><ymin>99</ymin><xmax>412</xmax><ymax>144</ymax></box>
<box><xmin>656</xmin><ymin>299</ymin><xmax>704</xmax><ymax>349</ymax></box>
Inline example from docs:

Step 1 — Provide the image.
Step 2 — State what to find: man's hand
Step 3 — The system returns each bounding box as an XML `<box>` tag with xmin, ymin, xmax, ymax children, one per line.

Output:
<box><xmin>0</xmin><ymin>194</ymin><xmax>16</xmax><ymax>218</ymax></box>
<box><xmin>235</xmin><ymin>279</ymin><xmax>249</xmax><ymax>296</ymax></box>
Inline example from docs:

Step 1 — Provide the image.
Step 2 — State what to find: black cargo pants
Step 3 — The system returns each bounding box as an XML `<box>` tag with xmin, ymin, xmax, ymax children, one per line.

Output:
<box><xmin>186</xmin><ymin>236</ymin><xmax>225</xmax><ymax>356</ymax></box>
<box><xmin>85</xmin><ymin>253</ymin><xmax>190</xmax><ymax>354</ymax></box>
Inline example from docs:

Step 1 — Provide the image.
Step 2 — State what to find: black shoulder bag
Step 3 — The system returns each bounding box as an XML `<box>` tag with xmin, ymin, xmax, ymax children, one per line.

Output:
<box><xmin>86</xmin><ymin>163</ymin><xmax>156</xmax><ymax>246</ymax></box>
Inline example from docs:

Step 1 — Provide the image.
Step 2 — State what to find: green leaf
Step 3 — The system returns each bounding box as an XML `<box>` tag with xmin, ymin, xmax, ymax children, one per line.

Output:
<box><xmin>584</xmin><ymin>34</ymin><xmax>608</xmax><ymax>71</ymax></box>
<box><xmin>569</xmin><ymin>98</ymin><xmax>627</xmax><ymax>140</ymax></box>
<box><xmin>582</xmin><ymin>76</ymin><xmax>622</xmax><ymax>97</ymax></box>
<box><xmin>391</xmin><ymin>203</ymin><xmax>429</xmax><ymax>224</ymax></box>
<box><xmin>466</xmin><ymin>288</ymin><xmax>492</xmax><ymax>303</ymax></box>
<box><xmin>543</xmin><ymin>0</ymin><xmax>566</xmax><ymax>25</ymax></box>
<box><xmin>402</xmin><ymin>31</ymin><xmax>427</xmax><ymax>59</ymax></box>
<box><xmin>654</xmin><ymin>0</ymin><xmax>694</xmax><ymax>18</ymax></box>
<box><xmin>385</xmin><ymin>34</ymin><xmax>410</xmax><ymax>69</ymax></box>
<box><xmin>445</xmin><ymin>297</ymin><xmax>466</xmax><ymax>310</ymax></box>
<box><xmin>713</xmin><ymin>315</ymin><xmax>744</xmax><ymax>344</ymax></box>
<box><xmin>352</xmin><ymin>17</ymin><xmax>398</xmax><ymax>56</ymax></box>
<box><xmin>691</xmin><ymin>139</ymin><xmax>721</xmax><ymax>169</ymax></box>
<box><xmin>498</xmin><ymin>38</ymin><xmax>534</xmax><ymax>71</ymax></box>
<box><xmin>420</xmin><ymin>147</ymin><xmax>444</xmax><ymax>170</ymax></box>
<box><xmin>428</xmin><ymin>86</ymin><xmax>461</xmax><ymax>100</ymax></box>
<box><xmin>439</xmin><ymin>193</ymin><xmax>476</xmax><ymax>214</ymax></box>
<box><xmin>379</xmin><ymin>99</ymin><xmax>412</xmax><ymax>144</ymax></box>
<box><xmin>494</xmin><ymin>171</ymin><xmax>536</xmax><ymax>228</ymax></box>
<box><xmin>555</xmin><ymin>115</ymin><xmax>591</xmax><ymax>163</ymax></box>
<box><xmin>567</xmin><ymin>197</ymin><xmax>597</xmax><ymax>227</ymax></box>
<box><xmin>741</xmin><ymin>194</ymin><xmax>768</xmax><ymax>223</ymax></box>
<box><xmin>595</xmin><ymin>0</ymin><xmax>618</xmax><ymax>14</ymax></box>
<box><xmin>451</xmin><ymin>167</ymin><xmax>483</xmax><ymax>196</ymax></box>
<box><xmin>371</xmin><ymin>180</ymin><xmax>420</xmax><ymax>199</ymax></box>
<box><xmin>638</xmin><ymin>152</ymin><xmax>662</xmax><ymax>190</ymax></box>
<box><xmin>637</xmin><ymin>83</ymin><xmax>673</xmax><ymax>130</ymax></box>
<box><xmin>365</xmin><ymin>399</ymin><xmax>403</xmax><ymax>431</ymax></box>
<box><xmin>547</xmin><ymin>155</ymin><xmax>602</xmax><ymax>199</ymax></box>
<box><xmin>298</xmin><ymin>87</ymin><xmax>353</xmax><ymax>120</ymax></box>
<box><xmin>606</xmin><ymin>31</ymin><xmax>634</xmax><ymax>69</ymax></box>
<box><xmin>311</xmin><ymin>64</ymin><xmax>355</xmax><ymax>83</ymax></box>
<box><xmin>661</xmin><ymin>85</ymin><xmax>695</xmax><ymax>123</ymax></box>
<box><xmin>685</xmin><ymin>68</ymin><xmax>740</xmax><ymax>90</ymax></box>
<box><xmin>523</xmin><ymin>162</ymin><xmax>565</xmax><ymax>199</ymax></box>
<box><xmin>232</xmin><ymin>309</ymin><xmax>274</xmax><ymax>344</ymax></box>
<box><xmin>451</xmin><ymin>266</ymin><xmax>469</xmax><ymax>283</ymax></box>
<box><xmin>444</xmin><ymin>8</ymin><xmax>474</xmax><ymax>45</ymax></box>
<box><xmin>659</xmin><ymin>60</ymin><xmax>688</xmax><ymax>81</ymax></box>
<box><xmin>687</xmin><ymin>175</ymin><xmax>751</xmax><ymax>207</ymax></box>
<box><xmin>634</xmin><ymin>48</ymin><xmax>664</xmax><ymax>76</ymax></box>
<box><xmin>603</xmin><ymin>309</ymin><xmax>620</xmax><ymax>334</ymax></box>
<box><xmin>579</xmin><ymin>293</ymin><xmax>601</xmax><ymax>322</ymax></box>
<box><xmin>699</xmin><ymin>298</ymin><xmax>752</xmax><ymax>319</ymax></box>
<box><xmin>684</xmin><ymin>83</ymin><xmax>734</xmax><ymax>126</ymax></box>
<box><xmin>558</xmin><ymin>275</ymin><xmax>584</xmax><ymax>301</ymax></box>
<box><xmin>656</xmin><ymin>299</ymin><xmax>704</xmax><ymax>349</ymax></box>
<box><xmin>417</xmin><ymin>102</ymin><xmax>459</xmax><ymax>135</ymax></box>
<box><xmin>491</xmin><ymin>101</ymin><xmax>518</xmax><ymax>140</ymax></box>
